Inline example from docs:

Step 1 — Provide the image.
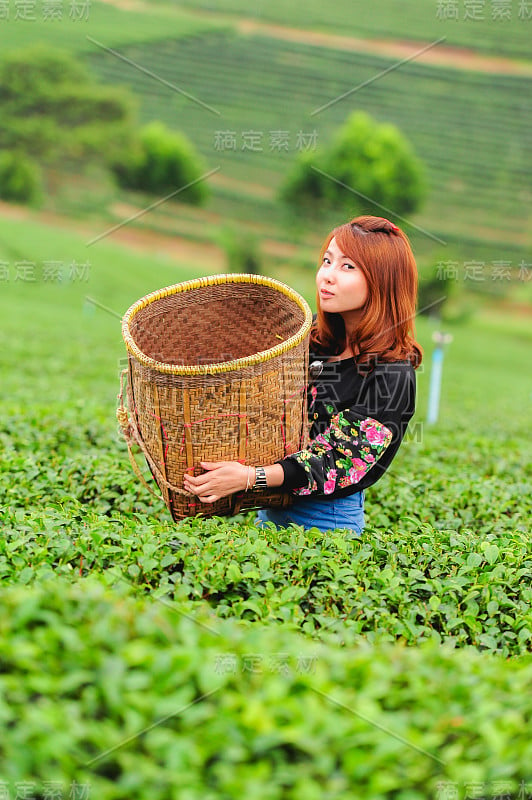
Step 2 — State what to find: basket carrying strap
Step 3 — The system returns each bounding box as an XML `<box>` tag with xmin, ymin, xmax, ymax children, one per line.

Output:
<box><xmin>117</xmin><ymin>369</ymin><xmax>278</xmax><ymax>511</ymax></box>
<box><xmin>117</xmin><ymin>369</ymin><xmax>189</xmax><ymax>498</ymax></box>
<box><xmin>125</xmin><ymin>436</ymin><xmax>161</xmax><ymax>499</ymax></box>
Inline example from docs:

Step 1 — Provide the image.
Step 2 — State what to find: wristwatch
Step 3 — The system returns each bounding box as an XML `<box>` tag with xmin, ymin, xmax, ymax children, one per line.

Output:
<box><xmin>253</xmin><ymin>466</ymin><xmax>268</xmax><ymax>491</ymax></box>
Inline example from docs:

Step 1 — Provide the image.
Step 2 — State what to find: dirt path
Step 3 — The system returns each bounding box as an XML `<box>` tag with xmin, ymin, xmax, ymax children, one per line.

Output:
<box><xmin>235</xmin><ymin>19</ymin><xmax>532</xmax><ymax>77</ymax></box>
<box><xmin>0</xmin><ymin>199</ymin><xmax>301</xmax><ymax>265</ymax></box>
<box><xmin>106</xmin><ymin>201</ymin><xmax>303</xmax><ymax>259</ymax></box>
<box><xmin>0</xmin><ymin>200</ymin><xmax>225</xmax><ymax>268</ymax></box>
<box><xmin>99</xmin><ymin>0</ymin><xmax>532</xmax><ymax>77</ymax></box>
<box><xmin>211</xmin><ymin>172</ymin><xmax>274</xmax><ymax>201</ymax></box>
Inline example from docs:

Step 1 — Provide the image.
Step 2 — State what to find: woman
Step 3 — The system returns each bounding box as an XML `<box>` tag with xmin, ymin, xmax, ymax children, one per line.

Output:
<box><xmin>184</xmin><ymin>215</ymin><xmax>423</xmax><ymax>535</ymax></box>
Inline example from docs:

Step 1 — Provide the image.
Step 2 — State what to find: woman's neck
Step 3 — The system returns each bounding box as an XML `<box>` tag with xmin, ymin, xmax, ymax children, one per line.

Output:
<box><xmin>341</xmin><ymin>309</ymin><xmax>363</xmax><ymax>340</ymax></box>
<box><xmin>327</xmin><ymin>343</ymin><xmax>354</xmax><ymax>361</ymax></box>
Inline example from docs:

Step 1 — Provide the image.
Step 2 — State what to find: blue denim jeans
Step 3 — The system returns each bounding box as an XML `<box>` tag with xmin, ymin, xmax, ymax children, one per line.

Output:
<box><xmin>255</xmin><ymin>491</ymin><xmax>365</xmax><ymax>536</ymax></box>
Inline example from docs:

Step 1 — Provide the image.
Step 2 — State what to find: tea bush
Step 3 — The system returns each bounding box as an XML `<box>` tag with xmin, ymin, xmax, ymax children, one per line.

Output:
<box><xmin>0</xmin><ymin>214</ymin><xmax>530</xmax><ymax>798</ymax></box>
<box><xmin>0</xmin><ymin>578</ymin><xmax>531</xmax><ymax>799</ymax></box>
<box><xmin>1</xmin><ymin>502</ymin><xmax>530</xmax><ymax>657</ymax></box>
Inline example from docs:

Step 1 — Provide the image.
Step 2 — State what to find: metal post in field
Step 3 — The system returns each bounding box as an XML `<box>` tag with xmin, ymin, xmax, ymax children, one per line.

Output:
<box><xmin>427</xmin><ymin>331</ymin><xmax>453</xmax><ymax>425</ymax></box>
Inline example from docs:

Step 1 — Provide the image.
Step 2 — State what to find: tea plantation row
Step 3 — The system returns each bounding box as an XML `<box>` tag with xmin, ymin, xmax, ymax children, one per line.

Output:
<box><xmin>87</xmin><ymin>30</ymin><xmax>532</xmax><ymax>245</ymax></box>
<box><xmin>0</xmin><ymin>577</ymin><xmax>531</xmax><ymax>798</ymax></box>
<box><xmin>2</xmin><ymin>506</ymin><xmax>530</xmax><ymax>658</ymax></box>
<box><xmin>171</xmin><ymin>0</ymin><xmax>532</xmax><ymax>59</ymax></box>
<box><xmin>1</xmin><ymin>406</ymin><xmax>530</xmax><ymax>657</ymax></box>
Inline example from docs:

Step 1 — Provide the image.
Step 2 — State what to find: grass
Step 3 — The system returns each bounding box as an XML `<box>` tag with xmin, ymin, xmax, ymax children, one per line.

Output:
<box><xmin>2</xmin><ymin>0</ymin><xmax>225</xmax><ymax>54</ymax></box>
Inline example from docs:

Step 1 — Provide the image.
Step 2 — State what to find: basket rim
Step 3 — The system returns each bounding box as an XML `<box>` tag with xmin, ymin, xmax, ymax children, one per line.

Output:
<box><xmin>122</xmin><ymin>273</ymin><xmax>313</xmax><ymax>375</ymax></box>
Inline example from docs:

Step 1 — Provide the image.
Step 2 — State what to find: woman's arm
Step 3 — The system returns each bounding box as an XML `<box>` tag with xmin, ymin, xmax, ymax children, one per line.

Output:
<box><xmin>278</xmin><ymin>361</ymin><xmax>416</xmax><ymax>496</ymax></box>
<box><xmin>183</xmin><ymin>462</ymin><xmax>285</xmax><ymax>504</ymax></box>
<box><xmin>278</xmin><ymin>410</ymin><xmax>393</xmax><ymax>496</ymax></box>
<box><xmin>184</xmin><ymin>362</ymin><xmax>415</xmax><ymax>503</ymax></box>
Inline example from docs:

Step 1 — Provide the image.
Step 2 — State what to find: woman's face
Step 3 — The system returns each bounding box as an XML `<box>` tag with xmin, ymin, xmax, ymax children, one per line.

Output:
<box><xmin>316</xmin><ymin>236</ymin><xmax>369</xmax><ymax>325</ymax></box>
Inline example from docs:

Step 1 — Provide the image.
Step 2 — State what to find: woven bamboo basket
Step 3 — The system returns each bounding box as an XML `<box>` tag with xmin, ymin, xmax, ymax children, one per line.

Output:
<box><xmin>117</xmin><ymin>274</ymin><xmax>312</xmax><ymax>521</ymax></box>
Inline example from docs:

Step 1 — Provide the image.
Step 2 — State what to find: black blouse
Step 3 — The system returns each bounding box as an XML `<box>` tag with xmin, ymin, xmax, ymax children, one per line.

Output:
<box><xmin>277</xmin><ymin>347</ymin><xmax>416</xmax><ymax>502</ymax></box>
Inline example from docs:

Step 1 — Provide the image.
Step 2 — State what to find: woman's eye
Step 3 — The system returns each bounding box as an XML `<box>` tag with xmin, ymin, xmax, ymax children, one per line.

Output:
<box><xmin>343</xmin><ymin>263</ymin><xmax>356</xmax><ymax>269</ymax></box>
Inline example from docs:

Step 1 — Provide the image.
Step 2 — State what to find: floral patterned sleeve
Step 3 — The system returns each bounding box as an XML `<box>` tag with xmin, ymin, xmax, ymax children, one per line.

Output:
<box><xmin>286</xmin><ymin>409</ymin><xmax>393</xmax><ymax>496</ymax></box>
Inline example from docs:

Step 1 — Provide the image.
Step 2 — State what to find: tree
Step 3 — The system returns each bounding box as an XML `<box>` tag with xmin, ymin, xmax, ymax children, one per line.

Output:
<box><xmin>0</xmin><ymin>44</ymin><xmax>137</xmax><ymax>169</ymax></box>
<box><xmin>280</xmin><ymin>111</ymin><xmax>426</xmax><ymax>220</ymax></box>
<box><xmin>0</xmin><ymin>150</ymin><xmax>42</xmax><ymax>205</ymax></box>
<box><xmin>110</xmin><ymin>121</ymin><xmax>209</xmax><ymax>205</ymax></box>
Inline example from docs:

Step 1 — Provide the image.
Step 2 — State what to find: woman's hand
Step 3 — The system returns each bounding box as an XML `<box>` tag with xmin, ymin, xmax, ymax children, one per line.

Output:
<box><xmin>183</xmin><ymin>461</ymin><xmax>251</xmax><ymax>504</ymax></box>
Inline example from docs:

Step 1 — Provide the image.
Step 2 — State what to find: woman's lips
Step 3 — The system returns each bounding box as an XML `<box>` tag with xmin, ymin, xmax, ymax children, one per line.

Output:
<box><xmin>320</xmin><ymin>288</ymin><xmax>334</xmax><ymax>298</ymax></box>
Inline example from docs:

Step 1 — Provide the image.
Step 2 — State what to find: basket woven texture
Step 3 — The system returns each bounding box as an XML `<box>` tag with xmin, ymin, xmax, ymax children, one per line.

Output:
<box><xmin>118</xmin><ymin>274</ymin><xmax>312</xmax><ymax>521</ymax></box>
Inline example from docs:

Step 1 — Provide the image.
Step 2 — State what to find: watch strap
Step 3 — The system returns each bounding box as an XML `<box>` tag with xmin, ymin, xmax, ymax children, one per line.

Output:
<box><xmin>253</xmin><ymin>466</ymin><xmax>268</xmax><ymax>491</ymax></box>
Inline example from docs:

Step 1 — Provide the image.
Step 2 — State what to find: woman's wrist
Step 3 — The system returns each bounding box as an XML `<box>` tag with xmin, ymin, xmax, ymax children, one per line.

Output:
<box><xmin>252</xmin><ymin>466</ymin><xmax>267</xmax><ymax>490</ymax></box>
<box><xmin>245</xmin><ymin>466</ymin><xmax>256</xmax><ymax>492</ymax></box>
<box><xmin>243</xmin><ymin>464</ymin><xmax>285</xmax><ymax>492</ymax></box>
<box><xmin>261</xmin><ymin>464</ymin><xmax>285</xmax><ymax>489</ymax></box>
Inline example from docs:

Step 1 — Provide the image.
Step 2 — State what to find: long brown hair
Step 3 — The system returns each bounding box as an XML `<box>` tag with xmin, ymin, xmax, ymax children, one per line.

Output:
<box><xmin>311</xmin><ymin>215</ymin><xmax>423</xmax><ymax>371</ymax></box>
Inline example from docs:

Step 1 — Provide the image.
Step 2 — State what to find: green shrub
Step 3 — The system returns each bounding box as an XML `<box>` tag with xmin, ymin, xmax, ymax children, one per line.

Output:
<box><xmin>0</xmin><ymin>150</ymin><xmax>42</xmax><ymax>205</ymax></box>
<box><xmin>110</xmin><ymin>120</ymin><xmax>209</xmax><ymax>204</ymax></box>
<box><xmin>219</xmin><ymin>224</ymin><xmax>262</xmax><ymax>274</ymax></box>
<box><xmin>280</xmin><ymin>111</ymin><xmax>426</xmax><ymax>219</ymax></box>
<box><xmin>0</xmin><ymin>498</ymin><xmax>529</xmax><ymax>657</ymax></box>
<box><xmin>0</xmin><ymin>577</ymin><xmax>530</xmax><ymax>798</ymax></box>
<box><xmin>0</xmin><ymin>44</ymin><xmax>137</xmax><ymax>167</ymax></box>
